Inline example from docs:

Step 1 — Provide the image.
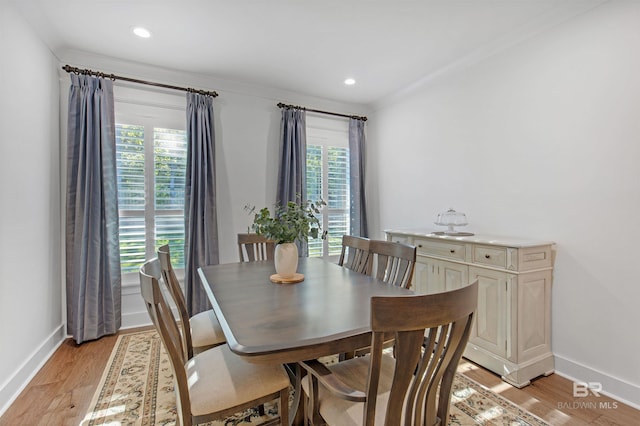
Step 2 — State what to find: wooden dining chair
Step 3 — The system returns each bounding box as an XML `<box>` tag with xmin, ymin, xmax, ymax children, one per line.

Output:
<box><xmin>140</xmin><ymin>258</ymin><xmax>290</xmax><ymax>426</ymax></box>
<box><xmin>340</xmin><ymin>238</ymin><xmax>413</xmax><ymax>360</ymax></box>
<box><xmin>366</xmin><ymin>240</ymin><xmax>416</xmax><ymax>289</ymax></box>
<box><xmin>337</xmin><ymin>235</ymin><xmax>370</xmax><ymax>274</ymax></box>
<box><xmin>299</xmin><ymin>281</ymin><xmax>478</xmax><ymax>426</ymax></box>
<box><xmin>238</xmin><ymin>233</ymin><xmax>276</xmax><ymax>262</ymax></box>
<box><xmin>157</xmin><ymin>244</ymin><xmax>225</xmax><ymax>358</ymax></box>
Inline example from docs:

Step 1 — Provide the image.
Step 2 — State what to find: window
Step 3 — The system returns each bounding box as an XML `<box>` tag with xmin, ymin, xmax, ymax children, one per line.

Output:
<box><xmin>115</xmin><ymin>102</ymin><xmax>187</xmax><ymax>275</ymax></box>
<box><xmin>306</xmin><ymin>116</ymin><xmax>350</xmax><ymax>258</ymax></box>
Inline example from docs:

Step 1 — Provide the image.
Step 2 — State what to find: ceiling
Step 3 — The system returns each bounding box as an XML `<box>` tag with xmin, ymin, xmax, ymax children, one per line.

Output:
<box><xmin>14</xmin><ymin>0</ymin><xmax>606</xmax><ymax>106</ymax></box>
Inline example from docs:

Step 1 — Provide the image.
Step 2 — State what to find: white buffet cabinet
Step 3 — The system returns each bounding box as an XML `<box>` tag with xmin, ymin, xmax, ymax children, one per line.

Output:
<box><xmin>385</xmin><ymin>229</ymin><xmax>555</xmax><ymax>388</ymax></box>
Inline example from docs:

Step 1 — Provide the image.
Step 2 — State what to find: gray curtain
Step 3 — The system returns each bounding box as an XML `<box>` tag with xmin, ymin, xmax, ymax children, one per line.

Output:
<box><xmin>276</xmin><ymin>108</ymin><xmax>308</xmax><ymax>256</ymax></box>
<box><xmin>184</xmin><ymin>93</ymin><xmax>219</xmax><ymax>316</ymax></box>
<box><xmin>66</xmin><ymin>74</ymin><xmax>121</xmax><ymax>344</ymax></box>
<box><xmin>349</xmin><ymin>118</ymin><xmax>369</xmax><ymax>237</ymax></box>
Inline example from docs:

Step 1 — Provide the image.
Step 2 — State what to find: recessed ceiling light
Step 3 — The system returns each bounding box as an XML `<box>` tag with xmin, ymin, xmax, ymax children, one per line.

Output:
<box><xmin>344</xmin><ymin>78</ymin><xmax>356</xmax><ymax>86</ymax></box>
<box><xmin>132</xmin><ymin>27</ymin><xmax>151</xmax><ymax>38</ymax></box>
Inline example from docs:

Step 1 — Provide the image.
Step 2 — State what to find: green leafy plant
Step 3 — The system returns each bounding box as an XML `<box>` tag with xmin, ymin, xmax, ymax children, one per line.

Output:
<box><xmin>245</xmin><ymin>199</ymin><xmax>326</xmax><ymax>244</ymax></box>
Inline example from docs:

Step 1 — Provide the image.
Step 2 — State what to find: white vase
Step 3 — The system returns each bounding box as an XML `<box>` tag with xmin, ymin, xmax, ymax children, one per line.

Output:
<box><xmin>274</xmin><ymin>242</ymin><xmax>298</xmax><ymax>279</ymax></box>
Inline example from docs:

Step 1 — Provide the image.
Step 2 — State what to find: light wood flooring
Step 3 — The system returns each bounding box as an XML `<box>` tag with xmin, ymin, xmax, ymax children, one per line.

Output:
<box><xmin>1</xmin><ymin>327</ymin><xmax>637</xmax><ymax>425</ymax></box>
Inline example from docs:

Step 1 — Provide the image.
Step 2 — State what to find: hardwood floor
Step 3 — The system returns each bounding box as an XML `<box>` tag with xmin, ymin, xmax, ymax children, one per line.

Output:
<box><xmin>458</xmin><ymin>360</ymin><xmax>639</xmax><ymax>426</ymax></box>
<box><xmin>0</xmin><ymin>327</ymin><xmax>151</xmax><ymax>426</ymax></box>
<box><xmin>1</xmin><ymin>328</ymin><xmax>637</xmax><ymax>425</ymax></box>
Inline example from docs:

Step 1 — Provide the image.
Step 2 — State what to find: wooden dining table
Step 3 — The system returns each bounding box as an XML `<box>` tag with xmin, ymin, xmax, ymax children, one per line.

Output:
<box><xmin>197</xmin><ymin>257</ymin><xmax>414</xmax><ymax>424</ymax></box>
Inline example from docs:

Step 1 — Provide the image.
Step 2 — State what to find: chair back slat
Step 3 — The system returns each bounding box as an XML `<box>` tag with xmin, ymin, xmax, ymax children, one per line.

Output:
<box><xmin>367</xmin><ymin>281</ymin><xmax>478</xmax><ymax>426</ymax></box>
<box><xmin>238</xmin><ymin>233</ymin><xmax>276</xmax><ymax>262</ymax></box>
<box><xmin>338</xmin><ymin>235</ymin><xmax>371</xmax><ymax>274</ymax></box>
<box><xmin>367</xmin><ymin>240</ymin><xmax>416</xmax><ymax>289</ymax></box>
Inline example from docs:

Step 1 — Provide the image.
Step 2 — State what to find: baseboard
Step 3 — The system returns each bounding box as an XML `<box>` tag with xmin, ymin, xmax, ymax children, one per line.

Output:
<box><xmin>555</xmin><ymin>354</ymin><xmax>640</xmax><ymax>409</ymax></box>
<box><xmin>121</xmin><ymin>310</ymin><xmax>152</xmax><ymax>329</ymax></box>
<box><xmin>0</xmin><ymin>324</ymin><xmax>66</xmax><ymax>417</ymax></box>
<box><xmin>121</xmin><ymin>282</ymin><xmax>152</xmax><ymax>329</ymax></box>
<box><xmin>0</xmin><ymin>317</ymin><xmax>158</xmax><ymax>417</ymax></box>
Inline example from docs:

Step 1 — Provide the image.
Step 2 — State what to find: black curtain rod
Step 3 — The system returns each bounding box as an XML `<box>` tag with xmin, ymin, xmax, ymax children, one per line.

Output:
<box><xmin>277</xmin><ymin>102</ymin><xmax>367</xmax><ymax>122</ymax></box>
<box><xmin>62</xmin><ymin>65</ymin><xmax>218</xmax><ymax>98</ymax></box>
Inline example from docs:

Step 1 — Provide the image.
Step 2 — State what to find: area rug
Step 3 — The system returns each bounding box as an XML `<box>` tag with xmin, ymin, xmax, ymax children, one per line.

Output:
<box><xmin>82</xmin><ymin>330</ymin><xmax>550</xmax><ymax>425</ymax></box>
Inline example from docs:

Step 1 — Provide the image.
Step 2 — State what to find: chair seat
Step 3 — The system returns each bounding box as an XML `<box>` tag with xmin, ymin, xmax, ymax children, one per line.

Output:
<box><xmin>187</xmin><ymin>344</ymin><xmax>290</xmax><ymax>417</ymax></box>
<box><xmin>301</xmin><ymin>354</ymin><xmax>396</xmax><ymax>426</ymax></box>
<box><xmin>190</xmin><ymin>309</ymin><xmax>226</xmax><ymax>349</ymax></box>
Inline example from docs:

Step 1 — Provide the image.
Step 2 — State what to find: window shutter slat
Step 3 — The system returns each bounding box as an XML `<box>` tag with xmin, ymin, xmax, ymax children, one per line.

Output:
<box><xmin>306</xmin><ymin>140</ymin><xmax>350</xmax><ymax>258</ymax></box>
<box><xmin>115</xmin><ymin>123</ymin><xmax>187</xmax><ymax>273</ymax></box>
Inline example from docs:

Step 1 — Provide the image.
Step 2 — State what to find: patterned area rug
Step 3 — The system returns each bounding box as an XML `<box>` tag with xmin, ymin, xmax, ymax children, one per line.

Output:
<box><xmin>82</xmin><ymin>330</ymin><xmax>550</xmax><ymax>425</ymax></box>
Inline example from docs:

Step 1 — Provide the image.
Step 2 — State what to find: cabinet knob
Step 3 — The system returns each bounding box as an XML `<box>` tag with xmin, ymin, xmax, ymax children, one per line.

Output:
<box><xmin>450</xmin><ymin>249</ymin><xmax>455</xmax><ymax>253</ymax></box>
<box><xmin>418</xmin><ymin>244</ymin><xmax>423</xmax><ymax>248</ymax></box>
<box><xmin>485</xmin><ymin>254</ymin><xmax>491</xmax><ymax>259</ymax></box>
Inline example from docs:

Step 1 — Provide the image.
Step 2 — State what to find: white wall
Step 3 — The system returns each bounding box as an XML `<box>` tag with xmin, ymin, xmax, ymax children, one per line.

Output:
<box><xmin>367</xmin><ymin>1</ymin><xmax>640</xmax><ymax>406</ymax></box>
<box><xmin>0</xmin><ymin>1</ymin><xmax>63</xmax><ymax>414</ymax></box>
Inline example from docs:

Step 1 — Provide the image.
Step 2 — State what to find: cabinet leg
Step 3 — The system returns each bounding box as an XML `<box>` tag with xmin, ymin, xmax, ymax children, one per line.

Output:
<box><xmin>501</xmin><ymin>375</ymin><xmax>531</xmax><ymax>389</ymax></box>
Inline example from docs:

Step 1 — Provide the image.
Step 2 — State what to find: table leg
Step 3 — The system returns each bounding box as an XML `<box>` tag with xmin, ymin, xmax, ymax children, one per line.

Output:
<box><xmin>285</xmin><ymin>363</ymin><xmax>304</xmax><ymax>426</ymax></box>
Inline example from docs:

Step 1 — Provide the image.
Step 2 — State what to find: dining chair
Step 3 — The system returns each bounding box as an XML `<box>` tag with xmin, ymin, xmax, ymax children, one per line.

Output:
<box><xmin>341</xmin><ymin>238</ymin><xmax>413</xmax><ymax>361</ymax></box>
<box><xmin>238</xmin><ymin>233</ymin><xmax>276</xmax><ymax>262</ymax></box>
<box><xmin>337</xmin><ymin>235</ymin><xmax>370</xmax><ymax>274</ymax></box>
<box><xmin>366</xmin><ymin>240</ymin><xmax>416</xmax><ymax>289</ymax></box>
<box><xmin>140</xmin><ymin>258</ymin><xmax>290</xmax><ymax>426</ymax></box>
<box><xmin>157</xmin><ymin>244</ymin><xmax>225</xmax><ymax>358</ymax></box>
<box><xmin>299</xmin><ymin>280</ymin><xmax>478</xmax><ymax>426</ymax></box>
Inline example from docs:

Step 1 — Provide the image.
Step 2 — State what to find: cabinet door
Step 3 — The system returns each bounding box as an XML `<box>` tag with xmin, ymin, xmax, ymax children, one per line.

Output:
<box><xmin>427</xmin><ymin>258</ymin><xmax>444</xmax><ymax>293</ymax></box>
<box><xmin>414</xmin><ymin>257</ymin><xmax>468</xmax><ymax>294</ymax></box>
<box><xmin>414</xmin><ymin>256</ymin><xmax>443</xmax><ymax>294</ymax></box>
<box><xmin>440</xmin><ymin>261</ymin><xmax>468</xmax><ymax>291</ymax></box>
<box><xmin>517</xmin><ymin>270</ymin><xmax>552</xmax><ymax>362</ymax></box>
<box><xmin>468</xmin><ymin>266</ymin><xmax>510</xmax><ymax>359</ymax></box>
<box><xmin>411</xmin><ymin>256</ymin><xmax>445</xmax><ymax>294</ymax></box>
<box><xmin>412</xmin><ymin>259</ymin><xmax>430</xmax><ymax>294</ymax></box>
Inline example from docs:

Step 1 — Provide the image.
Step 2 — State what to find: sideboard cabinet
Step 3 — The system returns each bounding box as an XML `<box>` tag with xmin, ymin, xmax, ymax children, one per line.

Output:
<box><xmin>385</xmin><ymin>229</ymin><xmax>555</xmax><ymax>388</ymax></box>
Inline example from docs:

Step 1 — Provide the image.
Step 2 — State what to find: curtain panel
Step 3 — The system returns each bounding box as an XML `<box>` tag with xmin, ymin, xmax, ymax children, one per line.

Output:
<box><xmin>276</xmin><ymin>108</ymin><xmax>308</xmax><ymax>256</ymax></box>
<box><xmin>349</xmin><ymin>118</ymin><xmax>369</xmax><ymax>237</ymax></box>
<box><xmin>66</xmin><ymin>74</ymin><xmax>121</xmax><ymax>344</ymax></box>
<box><xmin>184</xmin><ymin>93</ymin><xmax>219</xmax><ymax>316</ymax></box>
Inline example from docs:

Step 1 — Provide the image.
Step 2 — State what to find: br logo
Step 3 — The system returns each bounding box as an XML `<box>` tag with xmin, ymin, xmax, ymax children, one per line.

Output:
<box><xmin>573</xmin><ymin>382</ymin><xmax>602</xmax><ymax>397</ymax></box>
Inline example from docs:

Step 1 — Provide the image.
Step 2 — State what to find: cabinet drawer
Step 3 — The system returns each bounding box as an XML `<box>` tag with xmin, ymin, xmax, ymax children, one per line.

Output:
<box><xmin>415</xmin><ymin>238</ymin><xmax>466</xmax><ymax>261</ymax></box>
<box><xmin>388</xmin><ymin>235</ymin><xmax>410</xmax><ymax>245</ymax></box>
<box><xmin>519</xmin><ymin>245</ymin><xmax>552</xmax><ymax>271</ymax></box>
<box><xmin>472</xmin><ymin>245</ymin><xmax>508</xmax><ymax>268</ymax></box>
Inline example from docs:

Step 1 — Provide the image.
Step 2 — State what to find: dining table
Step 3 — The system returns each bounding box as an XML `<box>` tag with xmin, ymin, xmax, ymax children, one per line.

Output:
<box><xmin>197</xmin><ymin>257</ymin><xmax>414</xmax><ymax>424</ymax></box>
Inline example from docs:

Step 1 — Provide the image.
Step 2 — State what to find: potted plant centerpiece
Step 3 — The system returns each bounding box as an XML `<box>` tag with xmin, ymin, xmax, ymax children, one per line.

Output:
<box><xmin>246</xmin><ymin>198</ymin><xmax>325</xmax><ymax>281</ymax></box>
